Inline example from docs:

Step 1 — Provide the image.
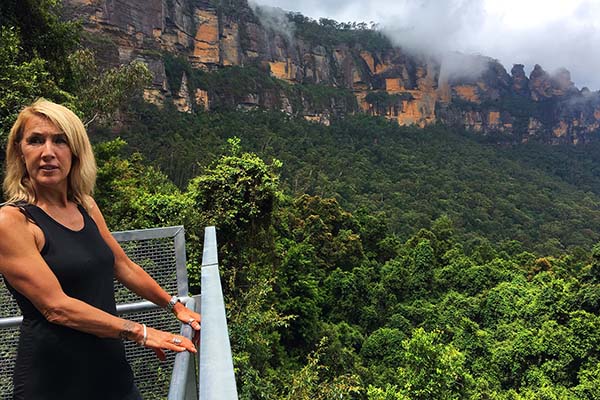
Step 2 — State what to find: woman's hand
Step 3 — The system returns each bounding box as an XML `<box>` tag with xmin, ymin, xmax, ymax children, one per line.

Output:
<box><xmin>173</xmin><ymin>303</ymin><xmax>201</xmax><ymax>332</ymax></box>
<box><xmin>143</xmin><ymin>326</ymin><xmax>197</xmax><ymax>361</ymax></box>
<box><xmin>171</xmin><ymin>302</ymin><xmax>201</xmax><ymax>347</ymax></box>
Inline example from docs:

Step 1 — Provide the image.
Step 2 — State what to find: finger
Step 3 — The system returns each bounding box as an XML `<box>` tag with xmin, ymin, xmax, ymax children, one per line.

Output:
<box><xmin>181</xmin><ymin>311</ymin><xmax>201</xmax><ymax>323</ymax></box>
<box><xmin>181</xmin><ymin>313</ymin><xmax>201</xmax><ymax>330</ymax></box>
<box><xmin>153</xmin><ymin>348</ymin><xmax>166</xmax><ymax>361</ymax></box>
<box><xmin>189</xmin><ymin>319</ymin><xmax>201</xmax><ymax>331</ymax></box>
<box><xmin>182</xmin><ymin>338</ymin><xmax>197</xmax><ymax>353</ymax></box>
<box><xmin>169</xmin><ymin>336</ymin><xmax>197</xmax><ymax>353</ymax></box>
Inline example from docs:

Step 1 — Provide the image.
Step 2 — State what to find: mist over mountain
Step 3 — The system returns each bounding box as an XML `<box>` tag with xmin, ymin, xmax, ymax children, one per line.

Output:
<box><xmin>252</xmin><ymin>0</ymin><xmax>600</xmax><ymax>92</ymax></box>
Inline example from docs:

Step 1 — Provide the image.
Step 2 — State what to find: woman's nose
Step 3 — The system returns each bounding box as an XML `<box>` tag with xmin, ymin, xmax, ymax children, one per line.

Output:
<box><xmin>41</xmin><ymin>140</ymin><xmax>56</xmax><ymax>158</ymax></box>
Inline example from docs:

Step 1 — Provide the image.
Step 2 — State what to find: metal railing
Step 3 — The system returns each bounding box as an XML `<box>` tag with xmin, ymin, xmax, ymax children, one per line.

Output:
<box><xmin>199</xmin><ymin>226</ymin><xmax>238</xmax><ymax>400</ymax></box>
<box><xmin>168</xmin><ymin>226</ymin><xmax>238</xmax><ymax>400</ymax></box>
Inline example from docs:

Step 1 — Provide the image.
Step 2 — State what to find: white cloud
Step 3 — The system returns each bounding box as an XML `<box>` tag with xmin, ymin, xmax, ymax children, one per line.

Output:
<box><xmin>251</xmin><ymin>0</ymin><xmax>600</xmax><ymax>90</ymax></box>
<box><xmin>248</xmin><ymin>1</ymin><xmax>296</xmax><ymax>44</ymax></box>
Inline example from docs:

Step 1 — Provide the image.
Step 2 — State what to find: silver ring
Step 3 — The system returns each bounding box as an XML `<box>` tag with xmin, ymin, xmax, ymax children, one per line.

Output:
<box><xmin>172</xmin><ymin>337</ymin><xmax>182</xmax><ymax>345</ymax></box>
<box><xmin>188</xmin><ymin>318</ymin><xmax>195</xmax><ymax>325</ymax></box>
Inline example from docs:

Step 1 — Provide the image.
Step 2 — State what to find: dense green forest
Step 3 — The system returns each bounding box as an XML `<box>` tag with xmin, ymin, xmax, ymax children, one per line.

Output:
<box><xmin>2</xmin><ymin>2</ymin><xmax>600</xmax><ymax>399</ymax></box>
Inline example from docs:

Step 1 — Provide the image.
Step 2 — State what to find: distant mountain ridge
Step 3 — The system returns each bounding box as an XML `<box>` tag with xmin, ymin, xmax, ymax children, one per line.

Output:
<box><xmin>63</xmin><ymin>0</ymin><xmax>600</xmax><ymax>144</ymax></box>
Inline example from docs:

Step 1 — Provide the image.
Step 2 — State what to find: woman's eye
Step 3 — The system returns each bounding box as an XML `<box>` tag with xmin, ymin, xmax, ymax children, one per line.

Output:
<box><xmin>26</xmin><ymin>136</ymin><xmax>44</xmax><ymax>144</ymax></box>
<box><xmin>54</xmin><ymin>136</ymin><xmax>68</xmax><ymax>144</ymax></box>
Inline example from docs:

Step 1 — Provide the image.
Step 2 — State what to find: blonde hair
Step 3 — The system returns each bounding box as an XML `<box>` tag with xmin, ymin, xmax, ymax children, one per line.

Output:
<box><xmin>3</xmin><ymin>99</ymin><xmax>96</xmax><ymax>209</ymax></box>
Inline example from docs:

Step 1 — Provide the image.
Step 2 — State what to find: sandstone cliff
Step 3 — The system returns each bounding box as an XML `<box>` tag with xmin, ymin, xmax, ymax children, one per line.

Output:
<box><xmin>62</xmin><ymin>0</ymin><xmax>600</xmax><ymax>144</ymax></box>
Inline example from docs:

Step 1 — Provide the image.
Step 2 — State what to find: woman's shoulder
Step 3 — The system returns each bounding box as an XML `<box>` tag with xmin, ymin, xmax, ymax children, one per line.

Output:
<box><xmin>80</xmin><ymin>195</ymin><xmax>98</xmax><ymax>211</ymax></box>
<box><xmin>1</xmin><ymin>200</ymin><xmax>34</xmax><ymax>217</ymax></box>
<box><xmin>0</xmin><ymin>203</ymin><xmax>29</xmax><ymax>231</ymax></box>
<box><xmin>1</xmin><ymin>200</ymin><xmax>30</xmax><ymax>208</ymax></box>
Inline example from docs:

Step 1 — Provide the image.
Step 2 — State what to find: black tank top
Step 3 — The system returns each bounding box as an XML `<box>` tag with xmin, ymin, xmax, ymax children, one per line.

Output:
<box><xmin>4</xmin><ymin>203</ymin><xmax>136</xmax><ymax>400</ymax></box>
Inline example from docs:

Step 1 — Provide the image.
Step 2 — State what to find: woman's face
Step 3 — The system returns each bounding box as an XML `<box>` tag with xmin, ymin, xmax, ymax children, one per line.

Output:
<box><xmin>19</xmin><ymin>115</ymin><xmax>73</xmax><ymax>191</ymax></box>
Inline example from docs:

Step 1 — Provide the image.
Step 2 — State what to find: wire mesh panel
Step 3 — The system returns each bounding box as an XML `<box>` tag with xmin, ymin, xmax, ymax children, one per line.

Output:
<box><xmin>120</xmin><ymin>307</ymin><xmax>180</xmax><ymax>400</ymax></box>
<box><xmin>0</xmin><ymin>325</ymin><xmax>18</xmax><ymax>399</ymax></box>
<box><xmin>0</xmin><ymin>280</ymin><xmax>20</xmax><ymax>319</ymax></box>
<box><xmin>114</xmin><ymin>238</ymin><xmax>179</xmax><ymax>304</ymax></box>
<box><xmin>0</xmin><ymin>275</ymin><xmax>20</xmax><ymax>398</ymax></box>
<box><xmin>0</xmin><ymin>226</ymin><xmax>188</xmax><ymax>400</ymax></box>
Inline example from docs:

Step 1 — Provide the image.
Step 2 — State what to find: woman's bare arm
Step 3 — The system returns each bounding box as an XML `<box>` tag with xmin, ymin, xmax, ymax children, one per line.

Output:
<box><xmin>86</xmin><ymin>197</ymin><xmax>201</xmax><ymax>330</ymax></box>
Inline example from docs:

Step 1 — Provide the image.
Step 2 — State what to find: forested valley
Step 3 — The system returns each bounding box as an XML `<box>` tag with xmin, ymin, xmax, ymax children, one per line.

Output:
<box><xmin>2</xmin><ymin>2</ymin><xmax>600</xmax><ymax>398</ymax></box>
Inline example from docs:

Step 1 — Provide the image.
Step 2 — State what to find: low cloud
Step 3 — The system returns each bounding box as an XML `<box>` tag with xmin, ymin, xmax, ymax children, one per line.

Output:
<box><xmin>379</xmin><ymin>0</ymin><xmax>486</xmax><ymax>58</ymax></box>
<box><xmin>251</xmin><ymin>0</ymin><xmax>600</xmax><ymax>90</ymax></box>
<box><xmin>248</xmin><ymin>1</ymin><xmax>296</xmax><ymax>44</ymax></box>
<box><xmin>438</xmin><ymin>52</ymin><xmax>491</xmax><ymax>84</ymax></box>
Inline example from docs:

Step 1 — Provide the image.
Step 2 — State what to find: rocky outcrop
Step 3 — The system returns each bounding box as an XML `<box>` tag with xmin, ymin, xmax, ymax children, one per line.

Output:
<box><xmin>511</xmin><ymin>64</ymin><xmax>529</xmax><ymax>97</ymax></box>
<box><xmin>529</xmin><ymin>64</ymin><xmax>577</xmax><ymax>101</ymax></box>
<box><xmin>62</xmin><ymin>0</ymin><xmax>600</xmax><ymax>144</ymax></box>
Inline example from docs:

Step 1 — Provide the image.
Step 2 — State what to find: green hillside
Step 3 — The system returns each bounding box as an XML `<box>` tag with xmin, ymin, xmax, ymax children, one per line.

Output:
<box><xmin>112</xmin><ymin>103</ymin><xmax>600</xmax><ymax>255</ymax></box>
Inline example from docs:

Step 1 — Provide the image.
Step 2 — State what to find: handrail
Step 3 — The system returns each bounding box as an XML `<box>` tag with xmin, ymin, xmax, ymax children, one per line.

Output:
<box><xmin>199</xmin><ymin>226</ymin><xmax>238</xmax><ymax>400</ymax></box>
<box><xmin>0</xmin><ymin>299</ymin><xmax>192</xmax><ymax>329</ymax></box>
<box><xmin>167</xmin><ymin>226</ymin><xmax>238</xmax><ymax>400</ymax></box>
<box><xmin>168</xmin><ymin>296</ymin><xmax>201</xmax><ymax>400</ymax></box>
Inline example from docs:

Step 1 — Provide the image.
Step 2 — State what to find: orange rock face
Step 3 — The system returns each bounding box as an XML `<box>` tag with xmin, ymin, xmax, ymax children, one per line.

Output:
<box><xmin>359</xmin><ymin>50</ymin><xmax>394</xmax><ymax>75</ymax></box>
<box><xmin>454</xmin><ymin>85</ymin><xmax>480</xmax><ymax>103</ymax></box>
<box><xmin>396</xmin><ymin>92</ymin><xmax>437</xmax><ymax>127</ymax></box>
<box><xmin>360</xmin><ymin>51</ymin><xmax>376</xmax><ymax>74</ymax></box>
<box><xmin>63</xmin><ymin>0</ymin><xmax>600</xmax><ymax>143</ymax></box>
<box><xmin>174</xmin><ymin>73</ymin><xmax>192</xmax><ymax>113</ymax></box>
<box><xmin>353</xmin><ymin>68</ymin><xmax>368</xmax><ymax>90</ymax></box>
<box><xmin>143</xmin><ymin>88</ymin><xmax>165</xmax><ymax>107</ymax></box>
<box><xmin>488</xmin><ymin>111</ymin><xmax>501</xmax><ymax>127</ymax></box>
<box><xmin>192</xmin><ymin>9</ymin><xmax>220</xmax><ymax>67</ymax></box>
<box><xmin>269</xmin><ymin>60</ymin><xmax>297</xmax><ymax>82</ymax></box>
<box><xmin>312</xmin><ymin>54</ymin><xmax>330</xmax><ymax>83</ymax></box>
<box><xmin>221</xmin><ymin>20</ymin><xmax>240</xmax><ymax>66</ymax></box>
<box><xmin>195</xmin><ymin>89</ymin><xmax>209</xmax><ymax>111</ymax></box>
<box><xmin>304</xmin><ymin>114</ymin><xmax>331</xmax><ymax>126</ymax></box>
<box><xmin>385</xmin><ymin>78</ymin><xmax>405</xmax><ymax>93</ymax></box>
<box><xmin>375</xmin><ymin>62</ymin><xmax>393</xmax><ymax>75</ymax></box>
<box><xmin>528</xmin><ymin>118</ymin><xmax>543</xmax><ymax>136</ymax></box>
<box><xmin>354</xmin><ymin>91</ymin><xmax>370</xmax><ymax>112</ymax></box>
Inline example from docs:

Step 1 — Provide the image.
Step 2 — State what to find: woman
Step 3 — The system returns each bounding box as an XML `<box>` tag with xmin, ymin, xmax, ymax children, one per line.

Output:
<box><xmin>0</xmin><ymin>99</ymin><xmax>201</xmax><ymax>399</ymax></box>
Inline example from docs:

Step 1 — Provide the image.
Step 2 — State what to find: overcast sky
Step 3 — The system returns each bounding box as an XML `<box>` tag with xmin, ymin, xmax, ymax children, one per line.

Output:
<box><xmin>249</xmin><ymin>0</ymin><xmax>600</xmax><ymax>91</ymax></box>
